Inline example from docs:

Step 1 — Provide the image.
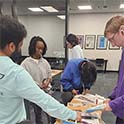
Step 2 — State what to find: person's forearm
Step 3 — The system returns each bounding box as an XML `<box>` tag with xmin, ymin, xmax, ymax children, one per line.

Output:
<box><xmin>35</xmin><ymin>89</ymin><xmax>77</xmax><ymax>120</ymax></box>
<box><xmin>46</xmin><ymin>78</ymin><xmax>52</xmax><ymax>85</ymax></box>
<box><xmin>23</xmin><ymin>85</ymin><xmax>76</xmax><ymax>120</ymax></box>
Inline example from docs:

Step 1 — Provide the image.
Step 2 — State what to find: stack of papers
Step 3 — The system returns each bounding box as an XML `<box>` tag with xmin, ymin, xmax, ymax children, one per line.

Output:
<box><xmin>74</xmin><ymin>93</ymin><xmax>106</xmax><ymax>105</ymax></box>
<box><xmin>65</xmin><ymin>94</ymin><xmax>106</xmax><ymax>124</ymax></box>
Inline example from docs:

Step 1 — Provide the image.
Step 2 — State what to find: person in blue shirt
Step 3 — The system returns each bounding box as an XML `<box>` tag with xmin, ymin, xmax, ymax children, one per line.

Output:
<box><xmin>0</xmin><ymin>15</ymin><xmax>81</xmax><ymax>124</ymax></box>
<box><xmin>60</xmin><ymin>58</ymin><xmax>97</xmax><ymax>105</ymax></box>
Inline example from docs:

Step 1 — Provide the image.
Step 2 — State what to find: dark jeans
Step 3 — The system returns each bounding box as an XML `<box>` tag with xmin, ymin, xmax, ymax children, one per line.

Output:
<box><xmin>116</xmin><ymin>117</ymin><xmax>124</xmax><ymax>124</ymax></box>
<box><xmin>32</xmin><ymin>103</ymin><xmax>43</xmax><ymax>124</ymax></box>
<box><xmin>24</xmin><ymin>100</ymin><xmax>43</xmax><ymax>123</ymax></box>
<box><xmin>24</xmin><ymin>99</ymin><xmax>31</xmax><ymax>120</ymax></box>
<box><xmin>16</xmin><ymin>120</ymin><xmax>32</xmax><ymax>124</ymax></box>
<box><xmin>50</xmin><ymin>92</ymin><xmax>74</xmax><ymax>124</ymax></box>
<box><xmin>50</xmin><ymin>117</ymin><xmax>56</xmax><ymax>124</ymax></box>
<box><xmin>50</xmin><ymin>91</ymin><xmax>64</xmax><ymax>124</ymax></box>
<box><xmin>25</xmin><ymin>100</ymin><xmax>50</xmax><ymax>124</ymax></box>
<box><xmin>61</xmin><ymin>91</ymin><xmax>74</xmax><ymax>105</ymax></box>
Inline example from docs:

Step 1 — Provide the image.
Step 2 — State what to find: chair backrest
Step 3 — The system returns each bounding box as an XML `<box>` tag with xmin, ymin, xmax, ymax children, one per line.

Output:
<box><xmin>95</xmin><ymin>58</ymin><xmax>104</xmax><ymax>66</ymax></box>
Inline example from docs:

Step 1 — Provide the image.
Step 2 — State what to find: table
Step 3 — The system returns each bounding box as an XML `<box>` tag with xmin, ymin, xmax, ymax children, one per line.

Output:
<box><xmin>56</xmin><ymin>94</ymin><xmax>106</xmax><ymax>124</ymax></box>
<box><xmin>52</xmin><ymin>69</ymin><xmax>63</xmax><ymax>77</ymax></box>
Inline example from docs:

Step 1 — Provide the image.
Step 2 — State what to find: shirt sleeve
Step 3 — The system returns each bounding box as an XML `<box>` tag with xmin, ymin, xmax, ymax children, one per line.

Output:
<box><xmin>15</xmin><ymin>68</ymin><xmax>76</xmax><ymax>120</ymax></box>
<box><xmin>60</xmin><ymin>62</ymin><xmax>74</xmax><ymax>91</ymax></box>
<box><xmin>109</xmin><ymin>95</ymin><xmax>124</xmax><ymax>119</ymax></box>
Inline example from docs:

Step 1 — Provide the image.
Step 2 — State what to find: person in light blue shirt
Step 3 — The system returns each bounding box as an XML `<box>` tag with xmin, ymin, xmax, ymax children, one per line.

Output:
<box><xmin>60</xmin><ymin>58</ymin><xmax>97</xmax><ymax>105</ymax></box>
<box><xmin>0</xmin><ymin>15</ymin><xmax>81</xmax><ymax>124</ymax></box>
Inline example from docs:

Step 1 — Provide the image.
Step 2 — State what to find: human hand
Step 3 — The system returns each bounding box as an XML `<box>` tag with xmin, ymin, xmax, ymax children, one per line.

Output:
<box><xmin>104</xmin><ymin>102</ymin><xmax>112</xmax><ymax>111</ymax></box>
<box><xmin>41</xmin><ymin>83</ymin><xmax>48</xmax><ymax>89</ymax></box>
<box><xmin>40</xmin><ymin>79</ymin><xmax>49</xmax><ymax>89</ymax></box>
<box><xmin>76</xmin><ymin>111</ymin><xmax>82</xmax><ymax>122</ymax></box>
<box><xmin>82</xmin><ymin>89</ymin><xmax>90</xmax><ymax>95</ymax></box>
<box><xmin>103</xmin><ymin>98</ymin><xmax>111</xmax><ymax>104</ymax></box>
<box><xmin>72</xmin><ymin>89</ymin><xmax>78</xmax><ymax>95</ymax></box>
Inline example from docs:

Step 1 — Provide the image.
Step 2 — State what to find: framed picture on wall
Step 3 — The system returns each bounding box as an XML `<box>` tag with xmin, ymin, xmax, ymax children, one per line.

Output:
<box><xmin>109</xmin><ymin>42</ymin><xmax>120</xmax><ymax>50</ymax></box>
<box><xmin>96</xmin><ymin>35</ymin><xmax>108</xmax><ymax>50</ymax></box>
<box><xmin>77</xmin><ymin>35</ymin><xmax>84</xmax><ymax>49</ymax></box>
<box><xmin>85</xmin><ymin>35</ymin><xmax>96</xmax><ymax>49</ymax></box>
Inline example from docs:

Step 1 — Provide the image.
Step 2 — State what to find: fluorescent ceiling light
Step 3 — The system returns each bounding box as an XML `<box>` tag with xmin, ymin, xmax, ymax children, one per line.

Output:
<box><xmin>78</xmin><ymin>5</ymin><xmax>92</xmax><ymax>10</ymax></box>
<box><xmin>28</xmin><ymin>7</ymin><xmax>43</xmax><ymax>12</ymax></box>
<box><xmin>40</xmin><ymin>6</ymin><xmax>58</xmax><ymax>12</ymax></box>
<box><xmin>57</xmin><ymin>15</ymin><xmax>65</xmax><ymax>20</ymax></box>
<box><xmin>120</xmin><ymin>4</ymin><xmax>124</xmax><ymax>8</ymax></box>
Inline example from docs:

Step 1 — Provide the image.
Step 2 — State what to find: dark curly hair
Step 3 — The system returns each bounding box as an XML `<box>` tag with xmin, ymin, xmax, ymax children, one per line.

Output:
<box><xmin>28</xmin><ymin>36</ymin><xmax>47</xmax><ymax>57</ymax></box>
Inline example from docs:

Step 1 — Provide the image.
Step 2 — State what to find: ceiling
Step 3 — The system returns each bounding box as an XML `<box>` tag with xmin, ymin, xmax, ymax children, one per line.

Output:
<box><xmin>1</xmin><ymin>0</ymin><xmax>124</xmax><ymax>16</ymax></box>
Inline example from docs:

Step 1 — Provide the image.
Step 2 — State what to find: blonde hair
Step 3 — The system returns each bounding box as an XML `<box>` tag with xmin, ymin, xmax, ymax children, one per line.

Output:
<box><xmin>104</xmin><ymin>16</ymin><xmax>124</xmax><ymax>37</ymax></box>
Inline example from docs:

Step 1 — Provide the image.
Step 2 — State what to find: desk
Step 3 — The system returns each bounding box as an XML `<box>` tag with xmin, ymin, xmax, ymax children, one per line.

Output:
<box><xmin>56</xmin><ymin>94</ymin><xmax>105</xmax><ymax>124</ymax></box>
<box><xmin>89</xmin><ymin>59</ymin><xmax>108</xmax><ymax>73</ymax></box>
<box><xmin>52</xmin><ymin>69</ymin><xmax>63</xmax><ymax>77</ymax></box>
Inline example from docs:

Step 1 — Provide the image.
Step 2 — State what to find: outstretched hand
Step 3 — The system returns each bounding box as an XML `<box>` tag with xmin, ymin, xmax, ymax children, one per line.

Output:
<box><xmin>104</xmin><ymin>102</ymin><xmax>112</xmax><ymax>111</ymax></box>
<box><xmin>103</xmin><ymin>98</ymin><xmax>112</xmax><ymax>111</ymax></box>
<box><xmin>76</xmin><ymin>111</ymin><xmax>82</xmax><ymax>122</ymax></box>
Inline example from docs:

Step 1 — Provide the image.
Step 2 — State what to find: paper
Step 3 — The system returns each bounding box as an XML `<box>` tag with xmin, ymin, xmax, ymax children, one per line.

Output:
<box><xmin>74</xmin><ymin>94</ymin><xmax>97</xmax><ymax>104</ymax></box>
<box><xmin>74</xmin><ymin>93</ymin><xmax>106</xmax><ymax>105</ymax></box>
<box><xmin>64</xmin><ymin>94</ymin><xmax>106</xmax><ymax>124</ymax></box>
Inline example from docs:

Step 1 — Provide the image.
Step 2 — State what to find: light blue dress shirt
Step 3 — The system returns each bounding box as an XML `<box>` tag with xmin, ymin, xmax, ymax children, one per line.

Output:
<box><xmin>0</xmin><ymin>56</ymin><xmax>76</xmax><ymax>124</ymax></box>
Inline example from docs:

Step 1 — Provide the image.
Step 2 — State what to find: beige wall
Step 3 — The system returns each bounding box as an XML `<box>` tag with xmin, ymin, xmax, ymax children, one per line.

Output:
<box><xmin>69</xmin><ymin>13</ymin><xmax>123</xmax><ymax>71</ymax></box>
<box><xmin>19</xmin><ymin>13</ymin><xmax>123</xmax><ymax>71</ymax></box>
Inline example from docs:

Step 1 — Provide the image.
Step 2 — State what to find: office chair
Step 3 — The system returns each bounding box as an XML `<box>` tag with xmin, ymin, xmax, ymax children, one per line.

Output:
<box><xmin>95</xmin><ymin>58</ymin><xmax>105</xmax><ymax>72</ymax></box>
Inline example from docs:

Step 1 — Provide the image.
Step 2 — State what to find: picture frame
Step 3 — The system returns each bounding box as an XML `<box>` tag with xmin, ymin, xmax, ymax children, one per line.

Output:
<box><xmin>85</xmin><ymin>35</ymin><xmax>96</xmax><ymax>49</ymax></box>
<box><xmin>96</xmin><ymin>35</ymin><xmax>108</xmax><ymax>50</ymax></box>
<box><xmin>77</xmin><ymin>35</ymin><xmax>84</xmax><ymax>49</ymax></box>
<box><xmin>108</xmin><ymin>42</ymin><xmax>120</xmax><ymax>50</ymax></box>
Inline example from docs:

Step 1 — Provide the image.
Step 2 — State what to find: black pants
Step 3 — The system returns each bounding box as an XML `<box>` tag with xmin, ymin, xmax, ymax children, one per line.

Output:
<box><xmin>61</xmin><ymin>91</ymin><xmax>74</xmax><ymax>105</ymax></box>
<box><xmin>116</xmin><ymin>117</ymin><xmax>124</xmax><ymax>124</ymax></box>
<box><xmin>16</xmin><ymin>120</ymin><xmax>32</xmax><ymax>124</ymax></box>
<box><xmin>32</xmin><ymin>103</ymin><xmax>43</xmax><ymax>124</ymax></box>
<box><xmin>24</xmin><ymin>99</ymin><xmax>31</xmax><ymax>120</ymax></box>
<box><xmin>24</xmin><ymin>100</ymin><xmax>43</xmax><ymax>124</ymax></box>
<box><xmin>50</xmin><ymin>91</ymin><xmax>64</xmax><ymax>124</ymax></box>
